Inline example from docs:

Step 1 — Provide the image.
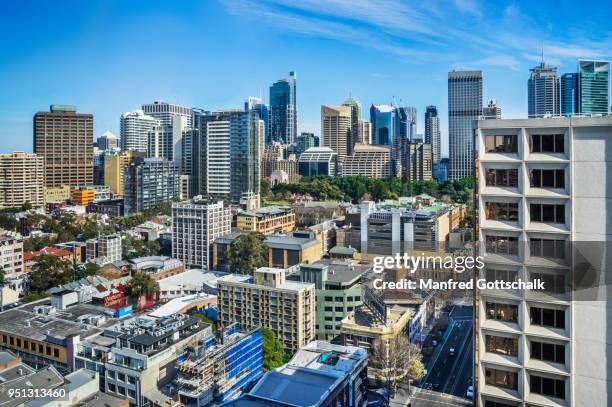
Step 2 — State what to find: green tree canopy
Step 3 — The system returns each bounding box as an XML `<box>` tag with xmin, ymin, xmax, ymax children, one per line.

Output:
<box><xmin>29</xmin><ymin>254</ymin><xmax>73</xmax><ymax>292</ymax></box>
<box><xmin>125</xmin><ymin>272</ymin><xmax>159</xmax><ymax>298</ymax></box>
<box><xmin>260</xmin><ymin>327</ymin><xmax>286</xmax><ymax>370</ymax></box>
<box><xmin>225</xmin><ymin>232</ymin><xmax>268</xmax><ymax>274</ymax></box>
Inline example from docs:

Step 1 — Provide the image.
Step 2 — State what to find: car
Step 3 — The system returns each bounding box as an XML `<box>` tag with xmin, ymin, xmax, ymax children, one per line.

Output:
<box><xmin>448</xmin><ymin>347</ymin><xmax>456</xmax><ymax>356</ymax></box>
<box><xmin>466</xmin><ymin>386</ymin><xmax>474</xmax><ymax>399</ymax></box>
<box><xmin>432</xmin><ymin>340</ymin><xmax>438</xmax><ymax>347</ymax></box>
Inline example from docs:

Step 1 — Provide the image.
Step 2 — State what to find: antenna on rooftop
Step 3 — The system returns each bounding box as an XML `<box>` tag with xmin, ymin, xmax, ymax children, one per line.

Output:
<box><xmin>541</xmin><ymin>41</ymin><xmax>545</xmax><ymax>65</ymax></box>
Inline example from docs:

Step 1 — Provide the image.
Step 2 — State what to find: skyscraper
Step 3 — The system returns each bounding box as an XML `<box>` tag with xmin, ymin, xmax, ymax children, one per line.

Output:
<box><xmin>577</xmin><ymin>60</ymin><xmax>610</xmax><ymax>114</ymax></box>
<box><xmin>270</xmin><ymin>71</ymin><xmax>297</xmax><ymax>144</ymax></box>
<box><xmin>528</xmin><ymin>62</ymin><xmax>560</xmax><ymax>118</ymax></box>
<box><xmin>482</xmin><ymin>98</ymin><xmax>502</xmax><ymax>119</ymax></box>
<box><xmin>246</xmin><ymin>97</ymin><xmax>271</xmax><ymax>144</ymax></box>
<box><xmin>141</xmin><ymin>101</ymin><xmax>193</xmax><ymax>128</ymax></box>
<box><xmin>561</xmin><ymin>73</ymin><xmax>578</xmax><ymax>116</ymax></box>
<box><xmin>147</xmin><ymin>115</ymin><xmax>190</xmax><ymax>167</ymax></box>
<box><xmin>194</xmin><ymin>110</ymin><xmax>260</xmax><ymax>204</ymax></box>
<box><xmin>120</xmin><ymin>110</ymin><xmax>159</xmax><ymax>153</ymax></box>
<box><xmin>321</xmin><ymin>105</ymin><xmax>352</xmax><ymax>160</ymax></box>
<box><xmin>34</xmin><ymin>104</ymin><xmax>94</xmax><ymax>187</ymax></box>
<box><xmin>394</xmin><ymin>106</ymin><xmax>417</xmax><ymax>176</ymax></box>
<box><xmin>425</xmin><ymin>105</ymin><xmax>441</xmax><ymax>164</ymax></box>
<box><xmin>97</xmin><ymin>131</ymin><xmax>118</xmax><ymax>150</ymax></box>
<box><xmin>370</xmin><ymin>104</ymin><xmax>395</xmax><ymax>146</ymax></box>
<box><xmin>448</xmin><ymin>70</ymin><xmax>482</xmax><ymax>180</ymax></box>
<box><xmin>296</xmin><ymin>132</ymin><xmax>319</xmax><ymax>155</ymax></box>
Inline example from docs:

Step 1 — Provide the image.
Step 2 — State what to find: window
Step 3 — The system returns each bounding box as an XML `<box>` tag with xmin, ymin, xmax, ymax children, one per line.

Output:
<box><xmin>485</xmin><ymin>202</ymin><xmax>519</xmax><ymax>221</ymax></box>
<box><xmin>485</xmin><ymin>134</ymin><xmax>518</xmax><ymax>153</ymax></box>
<box><xmin>324</xmin><ymin>296</ymin><xmax>333</xmax><ymax>301</ymax></box>
<box><xmin>53</xmin><ymin>349</ymin><xmax>59</xmax><ymax>358</ymax></box>
<box><xmin>485</xmin><ymin>268</ymin><xmax>518</xmax><ymax>283</ymax></box>
<box><xmin>324</xmin><ymin>306</ymin><xmax>332</xmax><ymax>312</ymax></box>
<box><xmin>531</xmin><ymin>341</ymin><xmax>565</xmax><ymax>364</ymax></box>
<box><xmin>486</xmin><ymin>302</ymin><xmax>518</xmax><ymax>323</ymax></box>
<box><xmin>117</xmin><ymin>373</ymin><xmax>126</xmax><ymax>382</ymax></box>
<box><xmin>486</xmin><ymin>236</ymin><xmax>519</xmax><ymax>255</ymax></box>
<box><xmin>530</xmin><ymin>169</ymin><xmax>564</xmax><ymax>188</ymax></box>
<box><xmin>530</xmin><ymin>375</ymin><xmax>565</xmax><ymax>399</ymax></box>
<box><xmin>531</xmin><ymin>272</ymin><xmax>566</xmax><ymax>294</ymax></box>
<box><xmin>335</xmin><ymin>296</ymin><xmax>343</xmax><ymax>301</ymax></box>
<box><xmin>108</xmin><ymin>383</ymin><xmax>116</xmax><ymax>393</ymax></box>
<box><xmin>530</xmin><ymin>239</ymin><xmax>565</xmax><ymax>259</ymax></box>
<box><xmin>530</xmin><ymin>307</ymin><xmax>565</xmax><ymax>329</ymax></box>
<box><xmin>324</xmin><ymin>316</ymin><xmax>333</xmax><ymax>321</ymax></box>
<box><xmin>486</xmin><ymin>169</ymin><xmax>519</xmax><ymax>187</ymax></box>
<box><xmin>485</xmin><ymin>402</ymin><xmax>516</xmax><ymax>407</ymax></box>
<box><xmin>485</xmin><ymin>335</ymin><xmax>518</xmax><ymax>356</ymax></box>
<box><xmin>485</xmin><ymin>368</ymin><xmax>518</xmax><ymax>390</ymax></box>
<box><xmin>335</xmin><ymin>306</ymin><xmax>343</xmax><ymax>312</ymax></box>
<box><xmin>531</xmin><ymin>134</ymin><xmax>564</xmax><ymax>153</ymax></box>
<box><xmin>530</xmin><ymin>204</ymin><xmax>565</xmax><ymax>224</ymax></box>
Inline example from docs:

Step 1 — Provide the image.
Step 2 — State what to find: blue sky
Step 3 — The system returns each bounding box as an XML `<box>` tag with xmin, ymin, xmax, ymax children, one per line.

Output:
<box><xmin>1</xmin><ymin>0</ymin><xmax>611</xmax><ymax>155</ymax></box>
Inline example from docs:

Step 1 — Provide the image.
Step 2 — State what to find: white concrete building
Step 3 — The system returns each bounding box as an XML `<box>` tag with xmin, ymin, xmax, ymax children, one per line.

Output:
<box><xmin>120</xmin><ymin>110</ymin><xmax>159</xmax><ymax>153</ymax></box>
<box><xmin>172</xmin><ymin>197</ymin><xmax>231</xmax><ymax>269</ymax></box>
<box><xmin>475</xmin><ymin>116</ymin><xmax>612</xmax><ymax>407</ymax></box>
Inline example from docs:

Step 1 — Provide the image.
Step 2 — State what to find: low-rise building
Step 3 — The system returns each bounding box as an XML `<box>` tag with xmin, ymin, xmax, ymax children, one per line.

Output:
<box><xmin>86</xmin><ymin>234</ymin><xmax>122</xmax><ymax>264</ymax></box>
<box><xmin>264</xmin><ymin>230</ymin><xmax>322</xmax><ymax>269</ymax></box>
<box><xmin>224</xmin><ymin>341</ymin><xmax>368</xmax><ymax>407</ymax></box>
<box><xmin>298</xmin><ymin>147</ymin><xmax>338</xmax><ymax>177</ymax></box>
<box><xmin>236</xmin><ymin>206</ymin><xmax>295</xmax><ymax>234</ymax></box>
<box><xmin>24</xmin><ymin>246</ymin><xmax>73</xmax><ymax>273</ymax></box>
<box><xmin>217</xmin><ymin>268</ymin><xmax>316</xmax><ymax>353</ymax></box>
<box><xmin>44</xmin><ymin>185</ymin><xmax>71</xmax><ymax>204</ymax></box>
<box><xmin>86</xmin><ymin>198</ymin><xmax>125</xmax><ymax>217</ymax></box>
<box><xmin>158</xmin><ymin>269</ymin><xmax>227</xmax><ymax>299</ymax></box>
<box><xmin>75</xmin><ymin>313</ymin><xmax>209</xmax><ymax>407</ymax></box>
<box><xmin>72</xmin><ymin>185</ymin><xmax>112</xmax><ymax>205</ymax></box>
<box><xmin>0</xmin><ymin>230</ymin><xmax>23</xmax><ymax>278</ymax></box>
<box><xmin>128</xmin><ymin>256</ymin><xmax>185</xmax><ymax>281</ymax></box>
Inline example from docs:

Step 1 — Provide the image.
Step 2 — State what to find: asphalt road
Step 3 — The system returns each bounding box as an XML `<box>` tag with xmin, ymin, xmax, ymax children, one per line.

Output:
<box><xmin>418</xmin><ymin>305</ymin><xmax>474</xmax><ymax>403</ymax></box>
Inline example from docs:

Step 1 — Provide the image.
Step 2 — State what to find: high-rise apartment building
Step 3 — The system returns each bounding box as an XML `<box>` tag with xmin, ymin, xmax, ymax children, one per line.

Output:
<box><xmin>141</xmin><ymin>101</ymin><xmax>193</xmax><ymax>128</ymax></box>
<box><xmin>425</xmin><ymin>105</ymin><xmax>442</xmax><ymax>164</ymax></box>
<box><xmin>96</xmin><ymin>131</ymin><xmax>118</xmax><ymax>150</ymax></box>
<box><xmin>34</xmin><ymin>105</ymin><xmax>94</xmax><ymax>187</ymax></box>
<box><xmin>217</xmin><ymin>267</ymin><xmax>316</xmax><ymax>353</ymax></box>
<box><xmin>577</xmin><ymin>60</ymin><xmax>610</xmax><ymax>114</ymax></box>
<box><xmin>86</xmin><ymin>234</ymin><xmax>122</xmax><ymax>264</ymax></box>
<box><xmin>321</xmin><ymin>105</ymin><xmax>352</xmax><ymax>160</ymax></box>
<box><xmin>395</xmin><ymin>106</ymin><xmax>418</xmax><ymax>176</ymax></box>
<box><xmin>474</xmin><ymin>116</ymin><xmax>612</xmax><ymax>407</ymax></box>
<box><xmin>193</xmin><ymin>110</ymin><xmax>260</xmax><ymax>204</ymax></box>
<box><xmin>148</xmin><ymin>115</ymin><xmax>189</xmax><ymax>167</ymax></box>
<box><xmin>355</xmin><ymin>120</ymin><xmax>372</xmax><ymax>145</ymax></box>
<box><xmin>341</xmin><ymin>144</ymin><xmax>392</xmax><ymax>179</ymax></box>
<box><xmin>483</xmin><ymin>98</ymin><xmax>502</xmax><ymax>119</ymax></box>
<box><xmin>270</xmin><ymin>72</ymin><xmax>297</xmax><ymax>144</ymax></box>
<box><xmin>172</xmin><ymin>197</ymin><xmax>231</xmax><ymax>269</ymax></box>
<box><xmin>0</xmin><ymin>152</ymin><xmax>44</xmax><ymax>209</ymax></box>
<box><xmin>119</xmin><ymin>110</ymin><xmax>159</xmax><ymax>153</ymax></box>
<box><xmin>103</xmin><ymin>150</ymin><xmax>140</xmax><ymax>196</ymax></box>
<box><xmin>246</xmin><ymin>96</ymin><xmax>271</xmax><ymax>145</ymax></box>
<box><xmin>448</xmin><ymin>70</ymin><xmax>482</xmax><ymax>179</ymax></box>
<box><xmin>124</xmin><ymin>157</ymin><xmax>179</xmax><ymax>214</ymax></box>
<box><xmin>528</xmin><ymin>62</ymin><xmax>561</xmax><ymax>118</ymax></box>
<box><xmin>561</xmin><ymin>73</ymin><xmax>579</xmax><ymax>116</ymax></box>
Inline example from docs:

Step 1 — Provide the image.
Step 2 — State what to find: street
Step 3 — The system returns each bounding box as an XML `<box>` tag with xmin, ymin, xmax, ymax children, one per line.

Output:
<box><xmin>411</xmin><ymin>305</ymin><xmax>474</xmax><ymax>406</ymax></box>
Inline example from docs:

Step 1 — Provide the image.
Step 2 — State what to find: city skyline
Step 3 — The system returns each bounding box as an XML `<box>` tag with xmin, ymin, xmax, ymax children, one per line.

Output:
<box><xmin>1</xmin><ymin>1</ymin><xmax>611</xmax><ymax>155</ymax></box>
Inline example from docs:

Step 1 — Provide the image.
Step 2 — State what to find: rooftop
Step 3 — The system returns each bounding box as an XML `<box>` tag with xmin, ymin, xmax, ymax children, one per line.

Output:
<box><xmin>239</xmin><ymin>205</ymin><xmax>293</xmax><ymax>218</ymax></box>
<box><xmin>148</xmin><ymin>293</ymin><xmax>216</xmax><ymax>318</ymax></box>
<box><xmin>264</xmin><ymin>231</ymin><xmax>319</xmax><ymax>250</ymax></box>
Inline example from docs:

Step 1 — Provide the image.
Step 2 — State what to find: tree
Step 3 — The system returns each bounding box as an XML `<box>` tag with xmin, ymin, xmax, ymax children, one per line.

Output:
<box><xmin>370</xmin><ymin>335</ymin><xmax>417</xmax><ymax>396</ymax></box>
<box><xmin>260</xmin><ymin>178</ymin><xmax>270</xmax><ymax>198</ymax></box>
<box><xmin>225</xmin><ymin>232</ymin><xmax>268</xmax><ymax>274</ymax></box>
<box><xmin>22</xmin><ymin>291</ymin><xmax>49</xmax><ymax>303</ymax></box>
<box><xmin>125</xmin><ymin>272</ymin><xmax>159</xmax><ymax>299</ymax></box>
<box><xmin>122</xmin><ymin>236</ymin><xmax>160</xmax><ymax>259</ymax></box>
<box><xmin>29</xmin><ymin>254</ymin><xmax>73</xmax><ymax>292</ymax></box>
<box><xmin>406</xmin><ymin>343</ymin><xmax>425</xmax><ymax>391</ymax></box>
<box><xmin>260</xmin><ymin>327</ymin><xmax>286</xmax><ymax>370</ymax></box>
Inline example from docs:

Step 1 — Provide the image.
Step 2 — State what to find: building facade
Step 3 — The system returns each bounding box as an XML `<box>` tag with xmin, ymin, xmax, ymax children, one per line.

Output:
<box><xmin>448</xmin><ymin>70</ymin><xmax>483</xmax><ymax>179</ymax></box>
<box><xmin>34</xmin><ymin>105</ymin><xmax>93</xmax><ymax>187</ymax></box>
<box><xmin>341</xmin><ymin>144</ymin><xmax>392</xmax><ymax>179</ymax></box>
<box><xmin>528</xmin><ymin>62</ymin><xmax>561</xmax><ymax>118</ymax></box>
<box><xmin>119</xmin><ymin>110</ymin><xmax>159</xmax><ymax>153</ymax></box>
<box><xmin>406</xmin><ymin>141</ymin><xmax>433</xmax><ymax>181</ymax></box>
<box><xmin>474</xmin><ymin>116</ymin><xmax>612</xmax><ymax>407</ymax></box>
<box><xmin>236</xmin><ymin>206</ymin><xmax>296</xmax><ymax>234</ymax></box>
<box><xmin>577</xmin><ymin>60</ymin><xmax>610</xmax><ymax>115</ymax></box>
<box><xmin>269</xmin><ymin>71</ymin><xmax>297</xmax><ymax>144</ymax></box>
<box><xmin>172</xmin><ymin>197</ymin><xmax>231</xmax><ymax>269</ymax></box>
<box><xmin>124</xmin><ymin>157</ymin><xmax>180</xmax><ymax>214</ymax></box>
<box><xmin>141</xmin><ymin>101</ymin><xmax>193</xmax><ymax>128</ymax></box>
<box><xmin>0</xmin><ymin>152</ymin><xmax>44</xmax><ymax>209</ymax></box>
<box><xmin>321</xmin><ymin>105</ymin><xmax>353</xmax><ymax>160</ymax></box>
<box><xmin>425</xmin><ymin>105</ymin><xmax>442</xmax><ymax>165</ymax></box>
<box><xmin>217</xmin><ymin>267</ymin><xmax>316</xmax><ymax>353</ymax></box>
<box><xmin>298</xmin><ymin>147</ymin><xmax>338</xmax><ymax>177</ymax></box>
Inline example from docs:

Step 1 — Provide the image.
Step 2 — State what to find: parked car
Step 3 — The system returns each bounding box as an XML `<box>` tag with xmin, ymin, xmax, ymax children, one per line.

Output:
<box><xmin>466</xmin><ymin>386</ymin><xmax>474</xmax><ymax>399</ymax></box>
<box><xmin>448</xmin><ymin>347</ymin><xmax>455</xmax><ymax>356</ymax></box>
